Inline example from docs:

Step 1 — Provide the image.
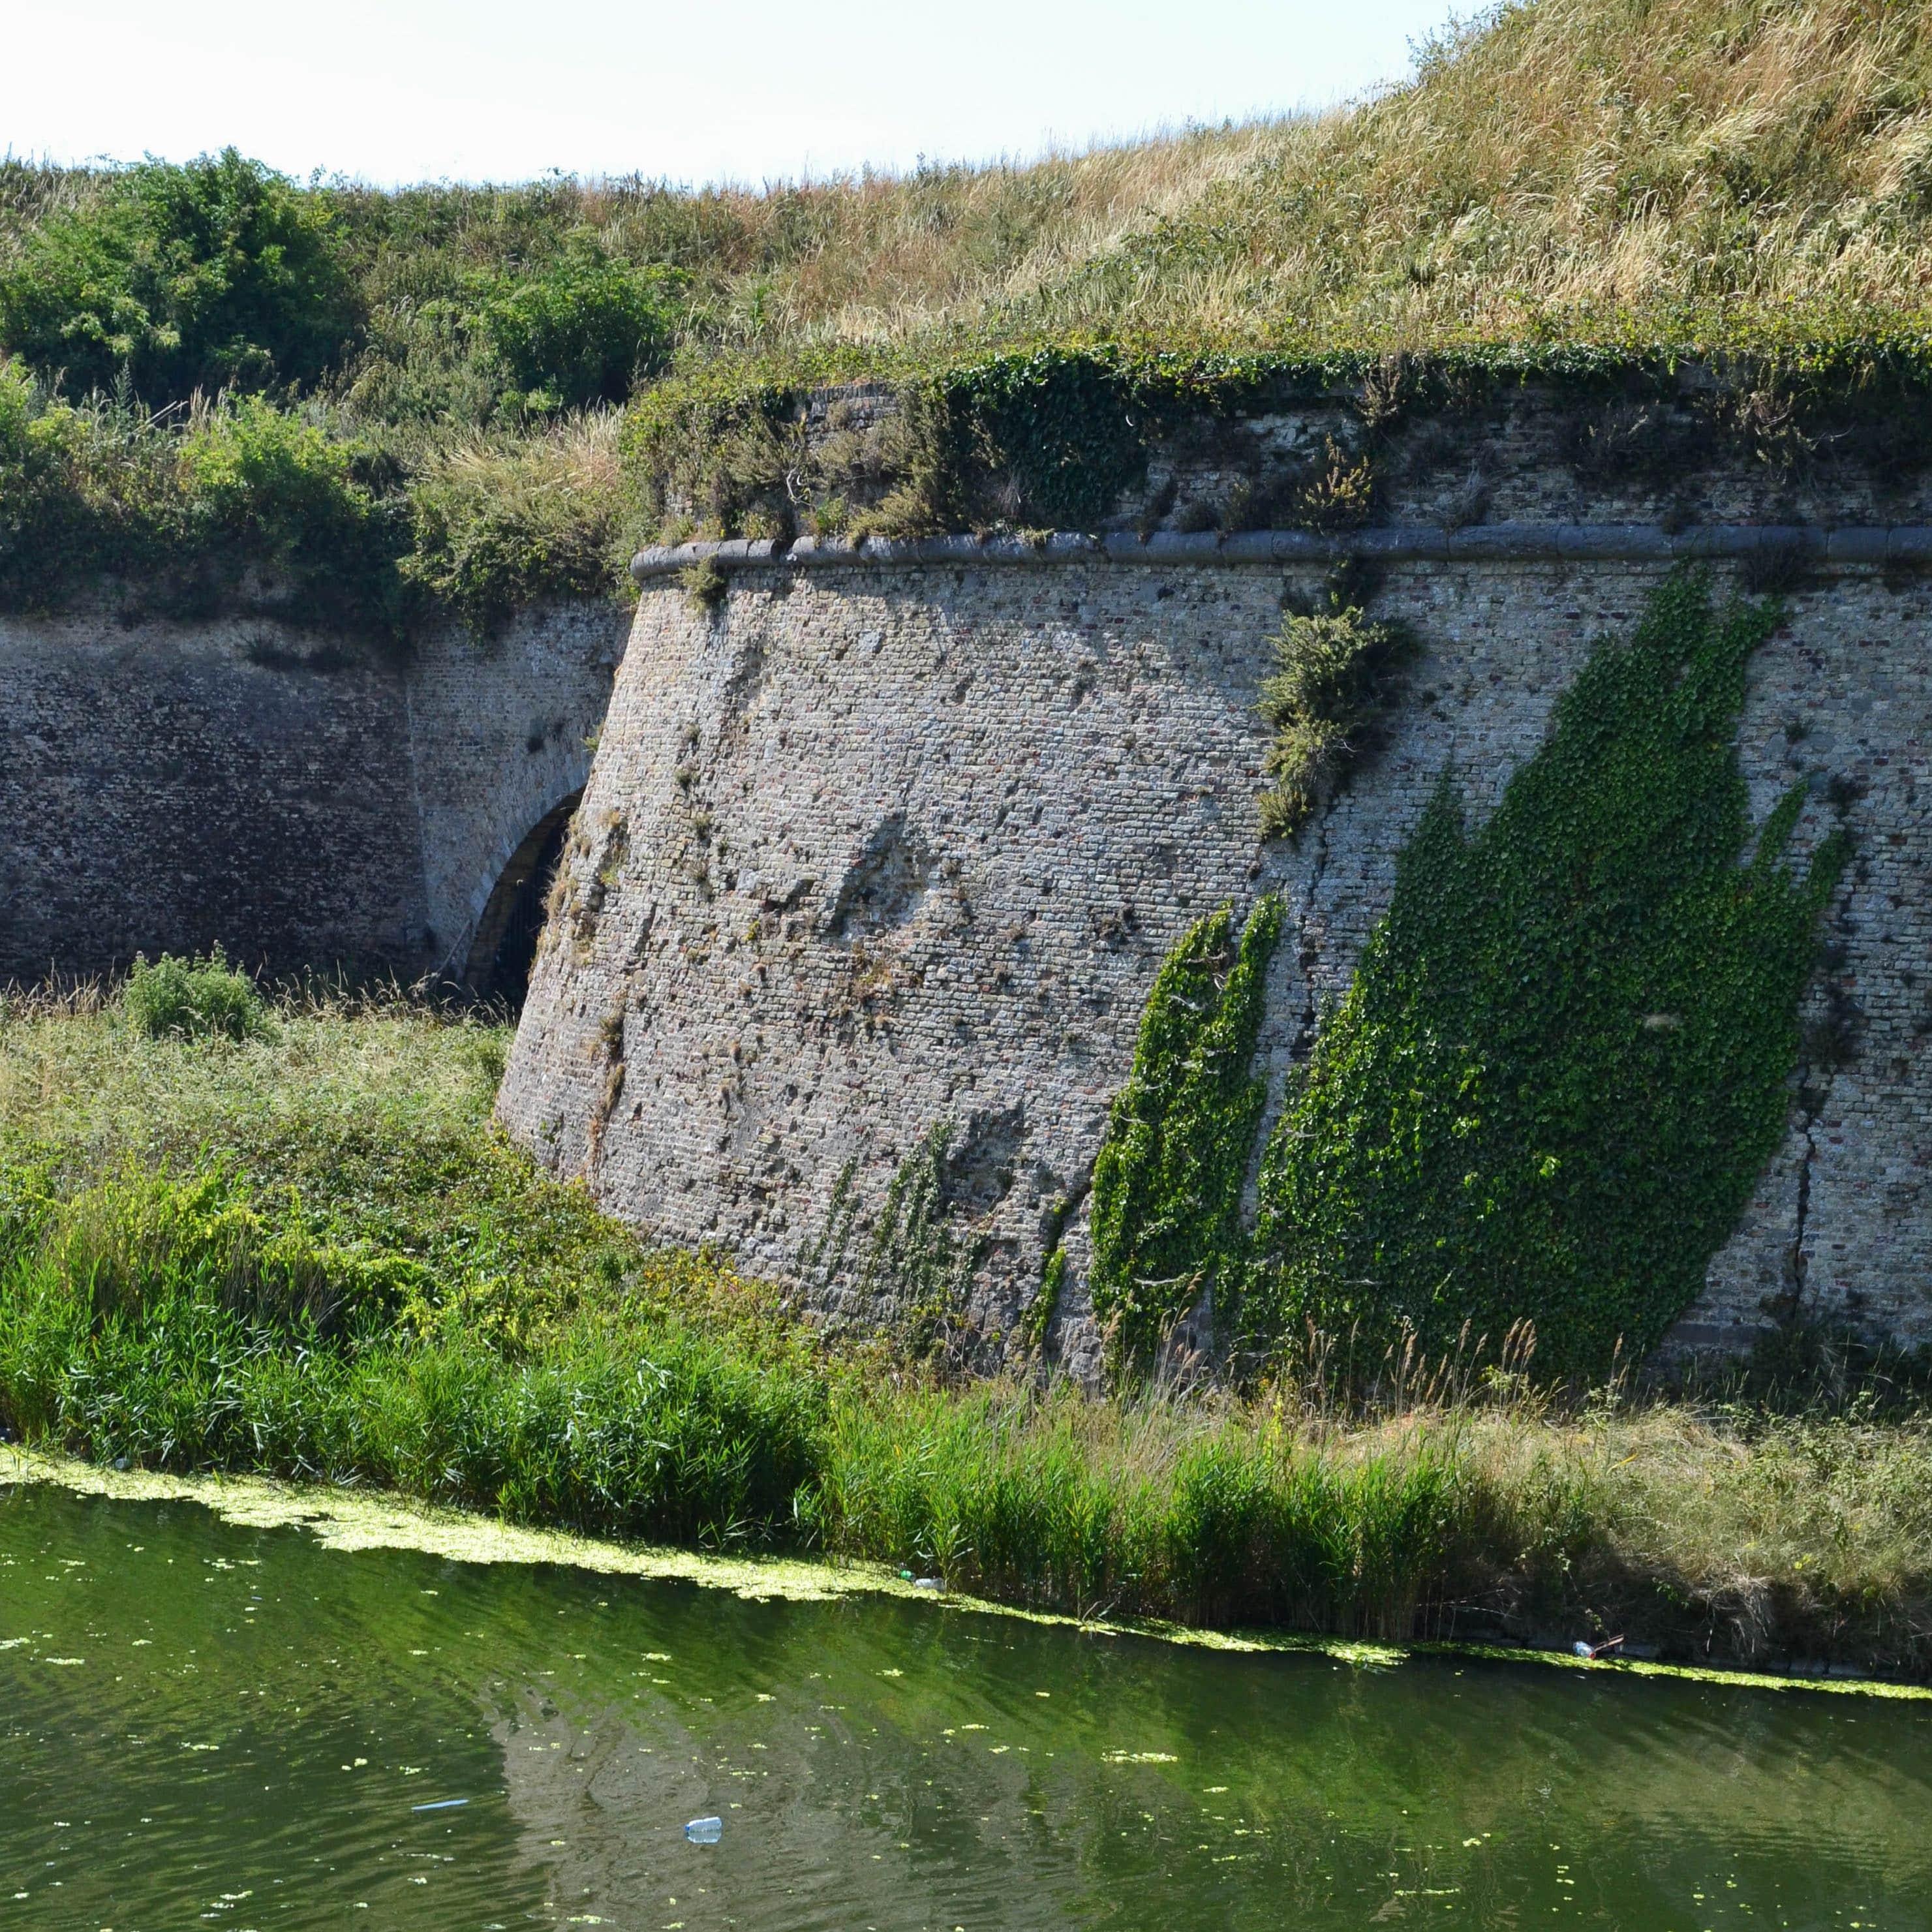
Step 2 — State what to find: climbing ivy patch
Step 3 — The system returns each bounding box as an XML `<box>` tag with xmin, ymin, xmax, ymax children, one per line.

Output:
<box><xmin>1089</xmin><ymin>897</ymin><xmax>1282</xmax><ymax>1372</ymax></box>
<box><xmin>1242</xmin><ymin>570</ymin><xmax>1848</xmax><ymax>1381</ymax></box>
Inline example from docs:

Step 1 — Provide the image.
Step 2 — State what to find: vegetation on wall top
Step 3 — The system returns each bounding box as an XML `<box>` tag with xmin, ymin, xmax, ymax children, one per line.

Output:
<box><xmin>0</xmin><ymin>150</ymin><xmax>361</xmax><ymax>403</ymax></box>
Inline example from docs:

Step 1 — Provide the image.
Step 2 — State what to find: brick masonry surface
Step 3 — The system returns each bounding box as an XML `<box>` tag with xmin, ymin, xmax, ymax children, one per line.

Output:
<box><xmin>0</xmin><ymin>600</ymin><xmax>624</xmax><ymax>986</ymax></box>
<box><xmin>499</xmin><ymin>555</ymin><xmax>1931</xmax><ymax>1376</ymax></box>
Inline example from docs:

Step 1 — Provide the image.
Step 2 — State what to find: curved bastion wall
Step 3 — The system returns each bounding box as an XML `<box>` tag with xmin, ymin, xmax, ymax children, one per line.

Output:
<box><xmin>0</xmin><ymin>600</ymin><xmax>624</xmax><ymax>992</ymax></box>
<box><xmin>498</xmin><ymin>527</ymin><xmax>1932</xmax><ymax>1374</ymax></box>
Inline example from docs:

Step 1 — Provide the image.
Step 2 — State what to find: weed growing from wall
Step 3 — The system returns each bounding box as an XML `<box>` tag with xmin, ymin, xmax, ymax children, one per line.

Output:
<box><xmin>1020</xmin><ymin>1245</ymin><xmax>1067</xmax><ymax>1353</ymax></box>
<box><xmin>681</xmin><ymin>555</ymin><xmax>729</xmax><ymax>613</ymax></box>
<box><xmin>1088</xmin><ymin>897</ymin><xmax>1282</xmax><ymax>1372</ymax></box>
<box><xmin>1243</xmin><ymin>570</ymin><xmax>1848</xmax><ymax>1381</ymax></box>
<box><xmin>1257</xmin><ymin>601</ymin><xmax>1413</xmax><ymax>838</ymax></box>
<box><xmin>859</xmin><ymin>1123</ymin><xmax>985</xmax><ymax>1358</ymax></box>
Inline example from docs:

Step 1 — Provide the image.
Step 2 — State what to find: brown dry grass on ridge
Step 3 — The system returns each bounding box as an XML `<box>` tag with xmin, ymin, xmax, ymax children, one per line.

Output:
<box><xmin>20</xmin><ymin>0</ymin><xmax>1924</xmax><ymax>365</ymax></box>
<box><xmin>646</xmin><ymin>0</ymin><xmax>1932</xmax><ymax>358</ymax></box>
<box><xmin>388</xmin><ymin>0</ymin><xmax>1932</xmax><ymax>361</ymax></box>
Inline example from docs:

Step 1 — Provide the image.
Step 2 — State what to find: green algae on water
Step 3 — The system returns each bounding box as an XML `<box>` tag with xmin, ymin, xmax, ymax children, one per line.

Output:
<box><xmin>7</xmin><ymin>1445</ymin><xmax>1924</xmax><ymax>1702</ymax></box>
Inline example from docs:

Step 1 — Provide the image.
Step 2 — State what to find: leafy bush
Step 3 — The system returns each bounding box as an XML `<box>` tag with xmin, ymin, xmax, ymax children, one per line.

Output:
<box><xmin>0</xmin><ymin>362</ymin><xmax>409</xmax><ymax>631</ymax></box>
<box><xmin>177</xmin><ymin>395</ymin><xmax>410</xmax><ymax>630</ymax></box>
<box><xmin>0</xmin><ymin>358</ymin><xmax>176</xmax><ymax>602</ymax></box>
<box><xmin>0</xmin><ymin>149</ymin><xmax>361</xmax><ymax>401</ymax></box>
<box><xmin>472</xmin><ymin>246</ymin><xmax>686</xmax><ymax>414</ymax></box>
<box><xmin>121</xmin><ymin>947</ymin><xmax>269</xmax><ymax>1043</ymax></box>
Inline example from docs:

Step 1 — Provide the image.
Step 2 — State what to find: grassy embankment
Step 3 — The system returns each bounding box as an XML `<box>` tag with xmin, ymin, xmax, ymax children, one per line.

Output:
<box><xmin>1</xmin><ymin>973</ymin><xmax>1927</xmax><ymax>1680</ymax></box>
<box><xmin>8</xmin><ymin>0</ymin><xmax>1932</xmax><ymax>630</ymax></box>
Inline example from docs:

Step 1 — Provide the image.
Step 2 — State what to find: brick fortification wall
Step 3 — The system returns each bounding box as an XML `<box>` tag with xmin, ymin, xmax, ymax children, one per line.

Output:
<box><xmin>500</xmin><ymin>532</ymin><xmax>1930</xmax><ymax>1373</ymax></box>
<box><xmin>0</xmin><ymin>602</ymin><xmax>623</xmax><ymax>987</ymax></box>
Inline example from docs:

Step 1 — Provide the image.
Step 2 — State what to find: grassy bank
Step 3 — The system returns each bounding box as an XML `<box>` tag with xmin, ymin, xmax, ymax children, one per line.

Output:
<box><xmin>12</xmin><ymin>0</ymin><xmax>1932</xmax><ymax>621</ymax></box>
<box><xmin>1</xmin><ymin>982</ymin><xmax>1929</xmax><ymax>1680</ymax></box>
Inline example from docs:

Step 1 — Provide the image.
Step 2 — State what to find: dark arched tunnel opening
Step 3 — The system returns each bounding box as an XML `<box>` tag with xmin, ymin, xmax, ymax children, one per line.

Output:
<box><xmin>463</xmin><ymin>792</ymin><xmax>579</xmax><ymax>1006</ymax></box>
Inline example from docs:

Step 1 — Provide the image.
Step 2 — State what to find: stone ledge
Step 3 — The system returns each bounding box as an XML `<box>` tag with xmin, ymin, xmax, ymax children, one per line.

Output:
<box><xmin>632</xmin><ymin>523</ymin><xmax>1932</xmax><ymax>582</ymax></box>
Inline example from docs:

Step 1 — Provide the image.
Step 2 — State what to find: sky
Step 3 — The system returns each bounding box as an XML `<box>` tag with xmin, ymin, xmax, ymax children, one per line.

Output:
<box><xmin>1</xmin><ymin>0</ymin><xmax>1459</xmax><ymax>188</ymax></box>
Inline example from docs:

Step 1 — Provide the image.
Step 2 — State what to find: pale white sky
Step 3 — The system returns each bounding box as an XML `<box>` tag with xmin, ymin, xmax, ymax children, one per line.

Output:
<box><xmin>2</xmin><ymin>0</ymin><xmax>1458</xmax><ymax>187</ymax></box>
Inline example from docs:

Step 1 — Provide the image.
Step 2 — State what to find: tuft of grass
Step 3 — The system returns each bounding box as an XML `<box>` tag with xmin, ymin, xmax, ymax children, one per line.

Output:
<box><xmin>120</xmin><ymin>948</ymin><xmax>269</xmax><ymax>1043</ymax></box>
<box><xmin>400</xmin><ymin>411</ymin><xmax>632</xmax><ymax>633</ymax></box>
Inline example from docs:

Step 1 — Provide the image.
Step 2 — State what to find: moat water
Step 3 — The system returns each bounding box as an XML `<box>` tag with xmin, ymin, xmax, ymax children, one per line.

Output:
<box><xmin>2</xmin><ymin>1479</ymin><xmax>1927</xmax><ymax>1931</ymax></box>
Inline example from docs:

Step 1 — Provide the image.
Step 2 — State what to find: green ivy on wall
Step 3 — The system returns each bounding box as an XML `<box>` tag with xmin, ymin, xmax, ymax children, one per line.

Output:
<box><xmin>1088</xmin><ymin>896</ymin><xmax>1283</xmax><ymax>1372</ymax></box>
<box><xmin>915</xmin><ymin>346</ymin><xmax>1156</xmax><ymax>532</ymax></box>
<box><xmin>1240</xmin><ymin>569</ymin><xmax>1848</xmax><ymax>1381</ymax></box>
<box><xmin>1084</xmin><ymin>571</ymin><xmax>1845</xmax><ymax>1386</ymax></box>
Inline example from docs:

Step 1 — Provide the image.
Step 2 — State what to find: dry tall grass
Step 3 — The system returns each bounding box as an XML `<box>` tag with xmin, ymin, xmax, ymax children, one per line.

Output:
<box><xmin>1007</xmin><ymin>0</ymin><xmax>1932</xmax><ymax>350</ymax></box>
<box><xmin>392</xmin><ymin>0</ymin><xmax>1932</xmax><ymax>361</ymax></box>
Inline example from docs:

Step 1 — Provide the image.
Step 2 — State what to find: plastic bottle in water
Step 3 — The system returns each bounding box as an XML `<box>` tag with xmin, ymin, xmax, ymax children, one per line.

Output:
<box><xmin>684</xmin><ymin>1816</ymin><xmax>723</xmax><ymax>1844</ymax></box>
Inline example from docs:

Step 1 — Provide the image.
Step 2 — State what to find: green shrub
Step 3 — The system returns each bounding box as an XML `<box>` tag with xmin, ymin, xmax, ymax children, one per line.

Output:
<box><xmin>472</xmin><ymin>245</ymin><xmax>686</xmax><ymax>414</ymax></box>
<box><xmin>178</xmin><ymin>396</ymin><xmax>408</xmax><ymax>631</ymax></box>
<box><xmin>1257</xmin><ymin>602</ymin><xmax>1413</xmax><ymax>838</ymax></box>
<box><xmin>0</xmin><ymin>358</ymin><xmax>179</xmax><ymax>604</ymax></box>
<box><xmin>918</xmin><ymin>345</ymin><xmax>1154</xmax><ymax>530</ymax></box>
<box><xmin>0</xmin><ymin>149</ymin><xmax>361</xmax><ymax>401</ymax></box>
<box><xmin>0</xmin><ymin>362</ymin><xmax>408</xmax><ymax>632</ymax></box>
<box><xmin>679</xmin><ymin>555</ymin><xmax>728</xmax><ymax>613</ymax></box>
<box><xmin>121</xmin><ymin>947</ymin><xmax>269</xmax><ymax>1043</ymax></box>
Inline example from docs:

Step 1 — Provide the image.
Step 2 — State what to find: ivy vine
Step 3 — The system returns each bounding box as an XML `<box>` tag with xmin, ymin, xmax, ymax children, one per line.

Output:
<box><xmin>1243</xmin><ymin>569</ymin><xmax>1848</xmax><ymax>1380</ymax></box>
<box><xmin>858</xmin><ymin>1122</ymin><xmax>984</xmax><ymax>1358</ymax></box>
<box><xmin>1088</xmin><ymin>896</ymin><xmax>1282</xmax><ymax>1372</ymax></box>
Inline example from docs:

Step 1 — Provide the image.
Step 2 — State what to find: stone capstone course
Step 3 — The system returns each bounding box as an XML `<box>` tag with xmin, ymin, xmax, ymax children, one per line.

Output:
<box><xmin>632</xmin><ymin>523</ymin><xmax>1932</xmax><ymax>575</ymax></box>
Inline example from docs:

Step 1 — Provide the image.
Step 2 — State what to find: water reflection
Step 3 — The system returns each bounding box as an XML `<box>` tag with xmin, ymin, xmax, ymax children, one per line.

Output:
<box><xmin>1</xmin><ymin>1480</ymin><xmax>1926</xmax><ymax>1930</ymax></box>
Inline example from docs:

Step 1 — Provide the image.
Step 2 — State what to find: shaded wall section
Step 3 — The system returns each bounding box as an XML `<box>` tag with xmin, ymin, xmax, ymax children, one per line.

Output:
<box><xmin>0</xmin><ymin>600</ymin><xmax>623</xmax><ymax>989</ymax></box>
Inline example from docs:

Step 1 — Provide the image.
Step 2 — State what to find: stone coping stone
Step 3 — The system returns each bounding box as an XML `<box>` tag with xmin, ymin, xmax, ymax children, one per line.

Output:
<box><xmin>632</xmin><ymin>523</ymin><xmax>1932</xmax><ymax>583</ymax></box>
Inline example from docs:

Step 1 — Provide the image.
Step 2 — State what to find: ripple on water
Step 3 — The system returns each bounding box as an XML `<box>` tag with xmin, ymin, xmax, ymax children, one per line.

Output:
<box><xmin>2</xmin><ymin>1468</ymin><xmax>1930</xmax><ymax>1931</ymax></box>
